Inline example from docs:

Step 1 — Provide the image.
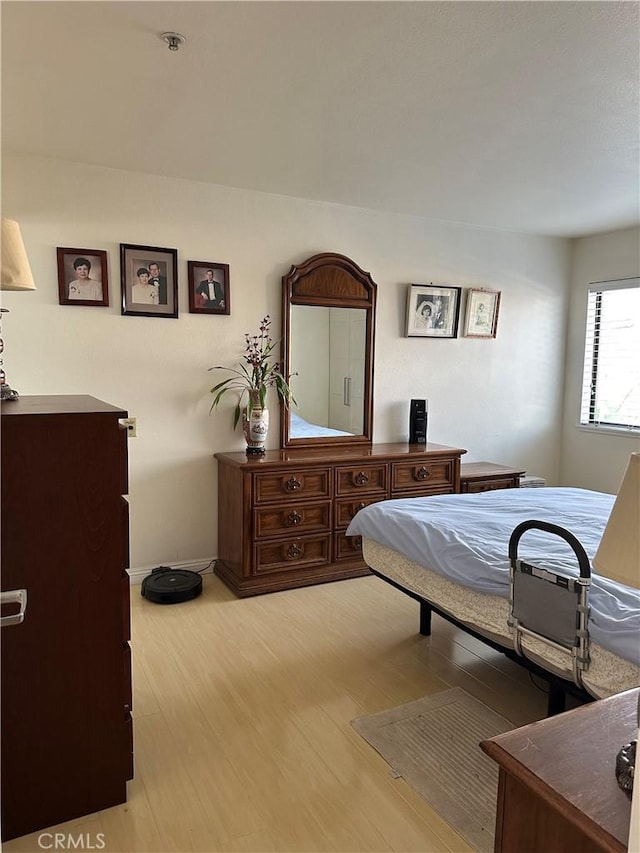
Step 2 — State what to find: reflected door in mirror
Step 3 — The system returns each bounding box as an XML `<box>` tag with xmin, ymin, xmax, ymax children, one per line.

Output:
<box><xmin>328</xmin><ymin>308</ymin><xmax>365</xmax><ymax>435</ymax></box>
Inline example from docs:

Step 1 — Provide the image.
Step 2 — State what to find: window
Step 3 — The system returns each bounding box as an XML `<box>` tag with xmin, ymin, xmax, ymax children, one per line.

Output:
<box><xmin>580</xmin><ymin>278</ymin><xmax>640</xmax><ymax>430</ymax></box>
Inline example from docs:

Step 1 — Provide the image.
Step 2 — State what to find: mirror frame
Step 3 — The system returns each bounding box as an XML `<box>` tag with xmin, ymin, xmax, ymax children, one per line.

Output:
<box><xmin>280</xmin><ymin>252</ymin><xmax>377</xmax><ymax>449</ymax></box>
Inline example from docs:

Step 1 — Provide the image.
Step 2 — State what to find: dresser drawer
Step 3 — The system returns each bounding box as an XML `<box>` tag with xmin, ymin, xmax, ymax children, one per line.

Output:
<box><xmin>123</xmin><ymin>713</ymin><xmax>134</xmax><ymax>781</ymax></box>
<box><xmin>392</xmin><ymin>458</ymin><xmax>454</xmax><ymax>493</ymax></box>
<box><xmin>254</xmin><ymin>534</ymin><xmax>331</xmax><ymax>575</ymax></box>
<box><xmin>123</xmin><ymin>641</ymin><xmax>132</xmax><ymax>717</ymax></box>
<box><xmin>118</xmin><ymin>423</ymin><xmax>129</xmax><ymax>496</ymax></box>
<box><xmin>253</xmin><ymin>468</ymin><xmax>331</xmax><ymax>504</ymax></box>
<box><xmin>335</xmin><ymin>496</ymin><xmax>384</xmax><ymax>529</ymax></box>
<box><xmin>121</xmin><ymin>571</ymin><xmax>131</xmax><ymax>642</ymax></box>
<box><xmin>462</xmin><ymin>477</ymin><xmax>518</xmax><ymax>493</ymax></box>
<box><xmin>335</xmin><ymin>464</ymin><xmax>387</xmax><ymax>497</ymax></box>
<box><xmin>253</xmin><ymin>501</ymin><xmax>331</xmax><ymax>539</ymax></box>
<box><xmin>120</xmin><ymin>496</ymin><xmax>130</xmax><ymax>570</ymax></box>
<box><xmin>335</xmin><ymin>530</ymin><xmax>363</xmax><ymax>561</ymax></box>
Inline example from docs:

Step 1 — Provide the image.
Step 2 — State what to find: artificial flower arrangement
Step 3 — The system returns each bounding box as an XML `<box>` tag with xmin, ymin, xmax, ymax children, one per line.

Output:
<box><xmin>209</xmin><ymin>315</ymin><xmax>295</xmax><ymax>429</ymax></box>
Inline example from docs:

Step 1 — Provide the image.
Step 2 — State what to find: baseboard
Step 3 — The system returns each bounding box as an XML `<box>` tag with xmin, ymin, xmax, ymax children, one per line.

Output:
<box><xmin>127</xmin><ymin>557</ymin><xmax>216</xmax><ymax>586</ymax></box>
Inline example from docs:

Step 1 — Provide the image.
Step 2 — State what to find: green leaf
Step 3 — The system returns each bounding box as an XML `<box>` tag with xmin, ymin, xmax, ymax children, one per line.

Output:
<box><xmin>210</xmin><ymin>387</ymin><xmax>230</xmax><ymax>410</ymax></box>
<box><xmin>233</xmin><ymin>404</ymin><xmax>241</xmax><ymax>430</ymax></box>
<box><xmin>209</xmin><ymin>376</ymin><xmax>236</xmax><ymax>393</ymax></box>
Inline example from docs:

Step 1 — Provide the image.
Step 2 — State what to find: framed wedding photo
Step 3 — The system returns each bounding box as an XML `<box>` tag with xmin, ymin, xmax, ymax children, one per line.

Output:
<box><xmin>120</xmin><ymin>243</ymin><xmax>178</xmax><ymax>318</ymax></box>
<box><xmin>187</xmin><ymin>261</ymin><xmax>230</xmax><ymax>315</ymax></box>
<box><xmin>463</xmin><ymin>288</ymin><xmax>501</xmax><ymax>338</ymax></box>
<box><xmin>406</xmin><ymin>284</ymin><xmax>461</xmax><ymax>338</ymax></box>
<box><xmin>57</xmin><ymin>248</ymin><xmax>109</xmax><ymax>307</ymax></box>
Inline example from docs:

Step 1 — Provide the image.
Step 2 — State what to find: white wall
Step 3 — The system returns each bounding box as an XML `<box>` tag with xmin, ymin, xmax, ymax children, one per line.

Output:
<box><xmin>560</xmin><ymin>226</ymin><xmax>640</xmax><ymax>492</ymax></box>
<box><xmin>2</xmin><ymin>152</ymin><xmax>570</xmax><ymax>570</ymax></box>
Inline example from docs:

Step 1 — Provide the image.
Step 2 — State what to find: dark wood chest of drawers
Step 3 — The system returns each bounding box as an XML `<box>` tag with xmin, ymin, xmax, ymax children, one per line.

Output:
<box><xmin>215</xmin><ymin>442</ymin><xmax>466</xmax><ymax>596</ymax></box>
<box><xmin>1</xmin><ymin>396</ymin><xmax>132</xmax><ymax>840</ymax></box>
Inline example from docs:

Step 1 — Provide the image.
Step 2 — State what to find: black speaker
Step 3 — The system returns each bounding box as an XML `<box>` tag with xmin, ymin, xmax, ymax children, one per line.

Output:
<box><xmin>409</xmin><ymin>399</ymin><xmax>428</xmax><ymax>444</ymax></box>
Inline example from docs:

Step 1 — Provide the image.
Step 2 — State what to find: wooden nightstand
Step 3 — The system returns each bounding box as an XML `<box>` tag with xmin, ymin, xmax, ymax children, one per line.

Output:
<box><xmin>481</xmin><ymin>688</ymin><xmax>637</xmax><ymax>853</ymax></box>
<box><xmin>460</xmin><ymin>461</ymin><xmax>525</xmax><ymax>493</ymax></box>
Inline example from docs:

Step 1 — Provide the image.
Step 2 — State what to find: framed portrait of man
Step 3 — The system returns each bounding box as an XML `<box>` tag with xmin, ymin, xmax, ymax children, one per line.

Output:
<box><xmin>187</xmin><ymin>261</ymin><xmax>230</xmax><ymax>315</ymax></box>
<box><xmin>120</xmin><ymin>243</ymin><xmax>178</xmax><ymax>318</ymax></box>
<box><xmin>57</xmin><ymin>248</ymin><xmax>109</xmax><ymax>307</ymax></box>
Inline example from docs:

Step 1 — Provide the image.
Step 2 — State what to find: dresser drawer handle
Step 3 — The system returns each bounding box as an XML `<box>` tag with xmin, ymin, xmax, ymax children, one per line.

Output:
<box><xmin>353</xmin><ymin>502</ymin><xmax>367</xmax><ymax>514</ymax></box>
<box><xmin>350</xmin><ymin>536</ymin><xmax>362</xmax><ymax>550</ymax></box>
<box><xmin>0</xmin><ymin>589</ymin><xmax>27</xmax><ymax>628</ymax></box>
<box><xmin>354</xmin><ymin>471</ymin><xmax>369</xmax><ymax>486</ymax></box>
<box><xmin>285</xmin><ymin>476</ymin><xmax>302</xmax><ymax>492</ymax></box>
<box><xmin>286</xmin><ymin>543</ymin><xmax>304</xmax><ymax>560</ymax></box>
<box><xmin>414</xmin><ymin>466</ymin><xmax>431</xmax><ymax>481</ymax></box>
<box><xmin>287</xmin><ymin>510</ymin><xmax>302</xmax><ymax>526</ymax></box>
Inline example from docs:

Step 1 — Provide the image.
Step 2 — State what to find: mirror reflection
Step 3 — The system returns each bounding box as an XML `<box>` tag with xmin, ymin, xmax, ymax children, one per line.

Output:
<box><xmin>290</xmin><ymin>306</ymin><xmax>367</xmax><ymax>438</ymax></box>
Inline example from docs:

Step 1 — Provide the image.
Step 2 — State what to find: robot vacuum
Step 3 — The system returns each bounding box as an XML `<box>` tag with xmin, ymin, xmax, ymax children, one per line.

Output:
<box><xmin>141</xmin><ymin>566</ymin><xmax>203</xmax><ymax>604</ymax></box>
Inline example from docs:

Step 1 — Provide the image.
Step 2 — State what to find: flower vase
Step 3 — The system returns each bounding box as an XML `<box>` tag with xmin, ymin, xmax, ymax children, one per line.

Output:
<box><xmin>242</xmin><ymin>392</ymin><xmax>269</xmax><ymax>455</ymax></box>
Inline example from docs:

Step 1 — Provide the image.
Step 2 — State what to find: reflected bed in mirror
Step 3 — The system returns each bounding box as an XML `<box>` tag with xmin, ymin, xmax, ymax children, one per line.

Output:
<box><xmin>290</xmin><ymin>411</ymin><xmax>354</xmax><ymax>439</ymax></box>
<box><xmin>281</xmin><ymin>253</ymin><xmax>377</xmax><ymax>449</ymax></box>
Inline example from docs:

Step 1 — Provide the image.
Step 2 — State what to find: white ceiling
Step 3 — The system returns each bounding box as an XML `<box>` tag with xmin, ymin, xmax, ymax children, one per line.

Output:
<box><xmin>2</xmin><ymin>1</ymin><xmax>639</xmax><ymax>238</ymax></box>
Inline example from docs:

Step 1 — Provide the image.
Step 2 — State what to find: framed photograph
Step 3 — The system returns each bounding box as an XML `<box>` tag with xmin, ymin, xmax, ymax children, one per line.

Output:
<box><xmin>406</xmin><ymin>284</ymin><xmax>462</xmax><ymax>338</ymax></box>
<box><xmin>57</xmin><ymin>248</ymin><xmax>109</xmax><ymax>306</ymax></box>
<box><xmin>187</xmin><ymin>261</ymin><xmax>230</xmax><ymax>315</ymax></box>
<box><xmin>463</xmin><ymin>288</ymin><xmax>501</xmax><ymax>338</ymax></box>
<box><xmin>120</xmin><ymin>243</ymin><xmax>178</xmax><ymax>318</ymax></box>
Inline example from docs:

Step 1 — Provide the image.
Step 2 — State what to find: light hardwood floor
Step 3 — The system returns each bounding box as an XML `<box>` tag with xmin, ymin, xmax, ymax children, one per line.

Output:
<box><xmin>5</xmin><ymin>573</ymin><xmax>550</xmax><ymax>853</ymax></box>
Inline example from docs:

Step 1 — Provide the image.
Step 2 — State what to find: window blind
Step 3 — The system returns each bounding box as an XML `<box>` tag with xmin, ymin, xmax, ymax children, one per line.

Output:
<box><xmin>580</xmin><ymin>278</ymin><xmax>640</xmax><ymax>430</ymax></box>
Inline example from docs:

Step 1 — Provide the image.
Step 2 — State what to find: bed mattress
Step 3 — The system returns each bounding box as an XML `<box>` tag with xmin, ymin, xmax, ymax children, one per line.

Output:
<box><xmin>361</xmin><ymin>539</ymin><xmax>640</xmax><ymax>699</ymax></box>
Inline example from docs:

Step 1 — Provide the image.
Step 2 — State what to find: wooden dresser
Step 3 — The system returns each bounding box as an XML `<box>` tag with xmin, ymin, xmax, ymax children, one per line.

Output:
<box><xmin>215</xmin><ymin>441</ymin><xmax>466</xmax><ymax>596</ymax></box>
<box><xmin>1</xmin><ymin>395</ymin><xmax>133</xmax><ymax>841</ymax></box>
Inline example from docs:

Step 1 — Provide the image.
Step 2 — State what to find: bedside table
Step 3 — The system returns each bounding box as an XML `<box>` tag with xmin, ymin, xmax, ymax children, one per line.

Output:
<box><xmin>460</xmin><ymin>461</ymin><xmax>525</xmax><ymax>493</ymax></box>
<box><xmin>481</xmin><ymin>688</ymin><xmax>637</xmax><ymax>853</ymax></box>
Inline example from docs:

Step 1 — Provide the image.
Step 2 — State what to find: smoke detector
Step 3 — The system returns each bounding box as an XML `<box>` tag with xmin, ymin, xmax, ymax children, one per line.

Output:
<box><xmin>160</xmin><ymin>32</ymin><xmax>186</xmax><ymax>52</ymax></box>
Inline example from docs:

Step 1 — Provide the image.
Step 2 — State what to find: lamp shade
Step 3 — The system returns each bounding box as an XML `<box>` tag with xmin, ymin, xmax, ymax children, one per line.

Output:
<box><xmin>1</xmin><ymin>219</ymin><xmax>36</xmax><ymax>291</ymax></box>
<box><xmin>593</xmin><ymin>452</ymin><xmax>640</xmax><ymax>589</ymax></box>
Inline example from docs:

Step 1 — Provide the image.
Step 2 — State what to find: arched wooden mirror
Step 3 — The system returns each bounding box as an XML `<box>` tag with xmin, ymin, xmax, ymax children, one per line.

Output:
<box><xmin>280</xmin><ymin>252</ymin><xmax>377</xmax><ymax>449</ymax></box>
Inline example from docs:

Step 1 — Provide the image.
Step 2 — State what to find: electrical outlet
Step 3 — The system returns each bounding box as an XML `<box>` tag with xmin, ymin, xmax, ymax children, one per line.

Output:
<box><xmin>122</xmin><ymin>417</ymin><xmax>138</xmax><ymax>438</ymax></box>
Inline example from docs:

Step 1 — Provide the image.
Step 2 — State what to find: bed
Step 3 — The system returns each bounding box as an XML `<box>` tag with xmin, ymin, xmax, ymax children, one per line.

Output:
<box><xmin>346</xmin><ymin>487</ymin><xmax>640</xmax><ymax>711</ymax></box>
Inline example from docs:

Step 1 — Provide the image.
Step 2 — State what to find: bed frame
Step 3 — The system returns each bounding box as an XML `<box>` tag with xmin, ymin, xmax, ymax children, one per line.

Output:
<box><xmin>371</xmin><ymin>569</ymin><xmax>595</xmax><ymax>716</ymax></box>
